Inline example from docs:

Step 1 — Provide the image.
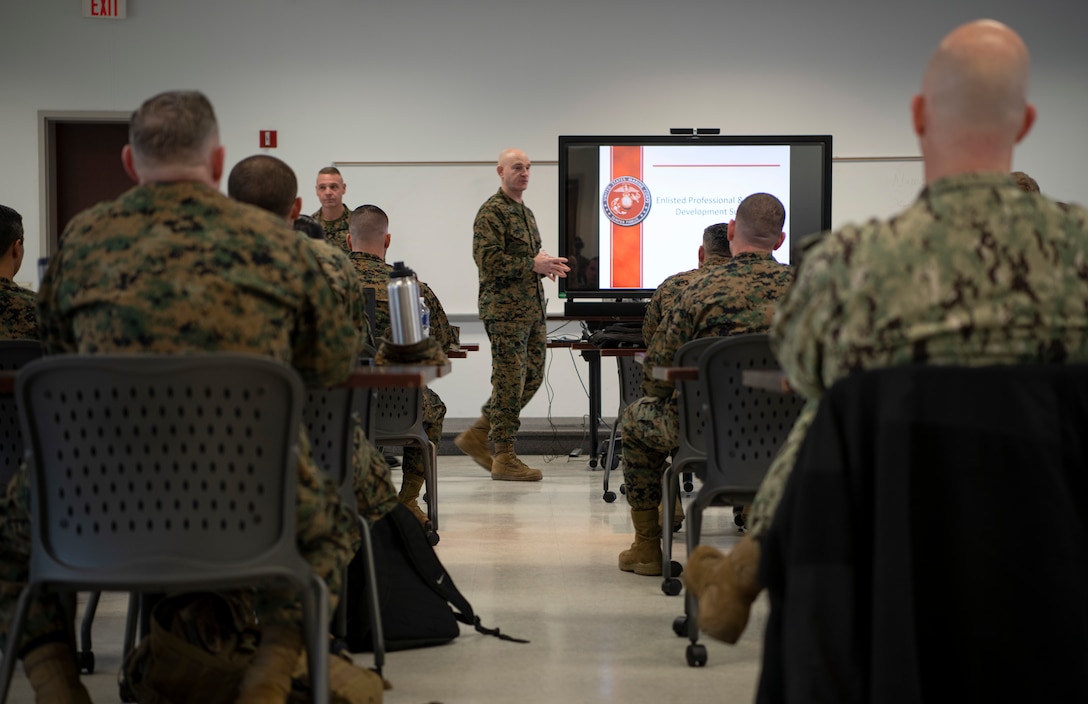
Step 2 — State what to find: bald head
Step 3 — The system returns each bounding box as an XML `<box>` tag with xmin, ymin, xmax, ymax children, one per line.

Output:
<box><xmin>913</xmin><ymin>19</ymin><xmax>1035</xmax><ymax>181</ymax></box>
<box><xmin>497</xmin><ymin>148</ymin><xmax>531</xmax><ymax>201</ymax></box>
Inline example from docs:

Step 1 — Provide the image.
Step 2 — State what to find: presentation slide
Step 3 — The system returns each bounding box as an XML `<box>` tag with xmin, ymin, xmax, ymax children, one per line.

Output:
<box><xmin>596</xmin><ymin>144</ymin><xmax>791</xmax><ymax>289</ymax></box>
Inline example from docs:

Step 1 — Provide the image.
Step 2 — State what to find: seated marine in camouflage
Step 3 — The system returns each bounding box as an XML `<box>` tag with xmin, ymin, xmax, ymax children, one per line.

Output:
<box><xmin>0</xmin><ymin>204</ymin><xmax>38</xmax><ymax>341</ymax></box>
<box><xmin>0</xmin><ymin>90</ymin><xmax>365</xmax><ymax>704</ymax></box>
<box><xmin>618</xmin><ymin>193</ymin><xmax>793</xmax><ymax>578</ymax></box>
<box><xmin>683</xmin><ymin>19</ymin><xmax>1088</xmax><ymax>649</ymax></box>
<box><xmin>346</xmin><ymin>204</ymin><xmax>455</xmax><ymax>532</ymax></box>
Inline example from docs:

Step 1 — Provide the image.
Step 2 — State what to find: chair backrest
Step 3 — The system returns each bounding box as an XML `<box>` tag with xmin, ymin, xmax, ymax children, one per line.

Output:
<box><xmin>373</xmin><ymin>386</ymin><xmax>425</xmax><ymax>438</ymax></box>
<box><xmin>672</xmin><ymin>336</ymin><xmax>722</xmax><ymax>474</ymax></box>
<box><xmin>699</xmin><ymin>333</ymin><xmax>805</xmax><ymax>500</ymax></box>
<box><xmin>0</xmin><ymin>340</ymin><xmax>43</xmax><ymax>487</ymax></box>
<box><xmin>617</xmin><ymin>355</ymin><xmax>645</xmax><ymax>412</ymax></box>
<box><xmin>16</xmin><ymin>353</ymin><xmax>309</xmax><ymax>587</ymax></box>
<box><xmin>303</xmin><ymin>385</ymin><xmax>373</xmax><ymax>506</ymax></box>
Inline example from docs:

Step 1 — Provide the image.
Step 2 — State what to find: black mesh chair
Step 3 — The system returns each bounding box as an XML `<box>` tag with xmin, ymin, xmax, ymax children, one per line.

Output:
<box><xmin>0</xmin><ymin>341</ymin><xmax>110</xmax><ymax>675</ymax></box>
<box><xmin>0</xmin><ymin>354</ymin><xmax>333</xmax><ymax>703</ymax></box>
<box><xmin>602</xmin><ymin>355</ymin><xmax>646</xmax><ymax>502</ymax></box>
<box><xmin>302</xmin><ymin>383</ymin><xmax>385</xmax><ymax>673</ymax></box>
<box><xmin>671</xmin><ymin>334</ymin><xmax>805</xmax><ymax>666</ymax></box>
<box><xmin>660</xmin><ymin>336</ymin><xmax>720</xmax><ymax>592</ymax></box>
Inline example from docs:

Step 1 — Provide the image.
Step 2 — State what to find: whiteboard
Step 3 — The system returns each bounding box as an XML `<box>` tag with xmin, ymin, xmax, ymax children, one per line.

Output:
<box><xmin>337</xmin><ymin>156</ymin><xmax>925</xmax><ymax>316</ymax></box>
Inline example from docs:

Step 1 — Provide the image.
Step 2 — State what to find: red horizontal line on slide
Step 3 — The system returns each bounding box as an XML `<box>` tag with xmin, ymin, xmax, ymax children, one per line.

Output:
<box><xmin>652</xmin><ymin>163</ymin><xmax>781</xmax><ymax>168</ymax></box>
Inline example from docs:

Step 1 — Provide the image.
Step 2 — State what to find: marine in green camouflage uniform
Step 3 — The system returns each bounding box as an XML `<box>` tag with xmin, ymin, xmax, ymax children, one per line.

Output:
<box><xmin>621</xmin><ymin>251</ymin><xmax>793</xmax><ymax>511</ymax></box>
<box><xmin>0</xmin><ymin>279</ymin><xmax>37</xmax><ymax>340</ymax></box>
<box><xmin>0</xmin><ymin>180</ymin><xmax>362</xmax><ymax>653</ymax></box>
<box><xmin>312</xmin><ymin>204</ymin><xmax>350</xmax><ymax>255</ymax></box>
<box><xmin>642</xmin><ymin>268</ymin><xmax>698</xmax><ymax>346</ymax></box>
<box><xmin>749</xmin><ymin>172</ymin><xmax>1088</xmax><ymax>538</ymax></box>
<box><xmin>0</xmin><ymin>204</ymin><xmax>37</xmax><ymax>340</ymax></box>
<box><xmin>473</xmin><ymin>187</ymin><xmax>548</xmax><ymax>445</ymax></box>
<box><xmin>349</xmin><ymin>250</ymin><xmax>453</xmax><ymax>483</ymax></box>
<box><xmin>642</xmin><ymin>223</ymin><xmax>730</xmax><ymax>345</ymax></box>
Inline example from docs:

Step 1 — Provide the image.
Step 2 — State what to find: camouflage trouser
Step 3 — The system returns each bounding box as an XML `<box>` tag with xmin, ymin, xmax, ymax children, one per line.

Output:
<box><xmin>620</xmin><ymin>394</ymin><xmax>679</xmax><ymax>511</ymax></box>
<box><xmin>401</xmin><ymin>387</ymin><xmax>446</xmax><ymax>480</ymax></box>
<box><xmin>0</xmin><ymin>430</ymin><xmax>362</xmax><ymax>653</ymax></box>
<box><xmin>483</xmin><ymin>318</ymin><xmax>546</xmax><ymax>444</ymax></box>
<box><xmin>747</xmin><ymin>398</ymin><xmax>818</xmax><ymax>540</ymax></box>
<box><xmin>349</xmin><ymin>416</ymin><xmax>399</xmax><ymax>523</ymax></box>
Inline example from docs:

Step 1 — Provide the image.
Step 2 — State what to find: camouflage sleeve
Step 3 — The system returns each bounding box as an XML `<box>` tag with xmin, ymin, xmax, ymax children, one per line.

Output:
<box><xmin>641</xmin><ymin>303</ymin><xmax>692</xmax><ymax>399</ymax></box>
<box><xmin>770</xmin><ymin>229</ymin><xmax>858</xmax><ymax>400</ymax></box>
<box><xmin>35</xmin><ymin>248</ymin><xmax>78</xmax><ymax>354</ymax></box>
<box><xmin>472</xmin><ymin>206</ymin><xmax>535</xmax><ymax>284</ymax></box>
<box><xmin>420</xmin><ymin>282</ymin><xmax>454</xmax><ymax>352</ymax></box>
<box><xmin>290</xmin><ymin>244</ymin><xmax>357</xmax><ymax>387</ymax></box>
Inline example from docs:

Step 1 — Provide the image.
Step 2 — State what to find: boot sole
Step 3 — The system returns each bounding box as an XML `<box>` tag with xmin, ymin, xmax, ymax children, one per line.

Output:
<box><xmin>490</xmin><ymin>472</ymin><xmax>542</xmax><ymax>481</ymax></box>
<box><xmin>618</xmin><ymin>561</ymin><xmax>663</xmax><ymax>576</ymax></box>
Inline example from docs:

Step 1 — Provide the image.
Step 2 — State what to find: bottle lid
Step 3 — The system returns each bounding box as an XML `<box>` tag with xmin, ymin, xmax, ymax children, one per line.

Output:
<box><xmin>390</xmin><ymin>261</ymin><xmax>416</xmax><ymax>279</ymax></box>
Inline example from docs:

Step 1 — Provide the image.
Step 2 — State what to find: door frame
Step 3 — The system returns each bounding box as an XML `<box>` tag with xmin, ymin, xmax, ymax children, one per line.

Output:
<box><xmin>38</xmin><ymin>110</ymin><xmax>130</xmax><ymax>257</ymax></box>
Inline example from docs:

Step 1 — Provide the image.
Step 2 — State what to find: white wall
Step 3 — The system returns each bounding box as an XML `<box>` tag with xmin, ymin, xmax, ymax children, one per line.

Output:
<box><xmin>2</xmin><ymin>1</ymin><xmax>1086</xmax><ymax>420</ymax></box>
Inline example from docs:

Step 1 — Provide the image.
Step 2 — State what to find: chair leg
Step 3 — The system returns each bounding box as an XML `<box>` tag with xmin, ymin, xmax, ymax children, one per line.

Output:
<box><xmin>303</xmin><ymin>578</ymin><xmax>330</xmax><ymax>704</ymax></box>
<box><xmin>356</xmin><ymin>518</ymin><xmax>384</xmax><ymax>675</ymax></box>
<box><xmin>77</xmin><ymin>591</ymin><xmax>100</xmax><ymax>674</ymax></box>
<box><xmin>423</xmin><ymin>440</ymin><xmax>439</xmax><ymax>533</ymax></box>
<box><xmin>0</xmin><ymin>585</ymin><xmax>37</xmax><ymax>703</ymax></box>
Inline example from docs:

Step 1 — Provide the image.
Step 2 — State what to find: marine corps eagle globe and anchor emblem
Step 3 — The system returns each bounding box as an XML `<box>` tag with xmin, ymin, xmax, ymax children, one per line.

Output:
<box><xmin>602</xmin><ymin>176</ymin><xmax>651</xmax><ymax>226</ymax></box>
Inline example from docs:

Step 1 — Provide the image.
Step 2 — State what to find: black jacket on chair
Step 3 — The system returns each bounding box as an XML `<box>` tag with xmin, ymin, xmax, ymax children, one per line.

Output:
<box><xmin>758</xmin><ymin>365</ymin><xmax>1088</xmax><ymax>704</ymax></box>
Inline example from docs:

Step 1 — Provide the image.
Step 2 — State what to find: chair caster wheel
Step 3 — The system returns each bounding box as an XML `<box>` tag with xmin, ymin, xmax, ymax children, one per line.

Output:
<box><xmin>668</xmin><ymin>560</ymin><xmax>684</xmax><ymax>578</ymax></box>
<box><xmin>77</xmin><ymin>650</ymin><xmax>94</xmax><ymax>674</ymax></box>
<box><xmin>603</xmin><ymin>491</ymin><xmax>617</xmax><ymax>503</ymax></box>
<box><xmin>672</xmin><ymin>615</ymin><xmax>689</xmax><ymax>637</ymax></box>
<box><xmin>588</xmin><ymin>457</ymin><xmax>598</xmax><ymax>468</ymax></box>
<box><xmin>686</xmin><ymin>643</ymin><xmax>708</xmax><ymax>667</ymax></box>
<box><xmin>426</xmin><ymin>530</ymin><xmax>440</xmax><ymax>546</ymax></box>
<box><xmin>662</xmin><ymin>578</ymin><xmax>683</xmax><ymax>596</ymax></box>
<box><xmin>619</xmin><ymin>484</ymin><xmax>626</xmax><ymax>495</ymax></box>
<box><xmin>683</xmin><ymin>481</ymin><xmax>694</xmax><ymax>493</ymax></box>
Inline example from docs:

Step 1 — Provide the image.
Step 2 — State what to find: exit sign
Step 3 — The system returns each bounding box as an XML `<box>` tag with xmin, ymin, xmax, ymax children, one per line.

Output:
<box><xmin>83</xmin><ymin>0</ymin><xmax>127</xmax><ymax>19</ymax></box>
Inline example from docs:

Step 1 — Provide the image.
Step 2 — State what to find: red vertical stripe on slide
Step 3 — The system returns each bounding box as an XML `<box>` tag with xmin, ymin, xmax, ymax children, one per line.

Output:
<box><xmin>611</xmin><ymin>146</ymin><xmax>642</xmax><ymax>287</ymax></box>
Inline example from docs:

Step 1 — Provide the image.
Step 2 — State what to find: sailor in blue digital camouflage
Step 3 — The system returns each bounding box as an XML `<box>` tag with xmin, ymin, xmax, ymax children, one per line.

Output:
<box><xmin>228</xmin><ymin>155</ymin><xmax>396</xmax><ymax>526</ymax></box>
<box><xmin>617</xmin><ymin>194</ymin><xmax>792</xmax><ymax>578</ymax></box>
<box><xmin>0</xmin><ymin>90</ymin><xmax>367</xmax><ymax>703</ymax></box>
<box><xmin>641</xmin><ymin>222</ymin><xmax>730</xmax><ymax>346</ymax></box>
<box><xmin>682</xmin><ymin>19</ymin><xmax>1088</xmax><ymax>648</ymax></box>
<box><xmin>347</xmin><ymin>204</ymin><xmax>455</xmax><ymax>532</ymax></box>
<box><xmin>0</xmin><ymin>205</ymin><xmax>38</xmax><ymax>340</ymax></box>
<box><xmin>457</xmin><ymin>148</ymin><xmax>569</xmax><ymax>482</ymax></box>
<box><xmin>312</xmin><ymin>166</ymin><xmax>351</xmax><ymax>254</ymax></box>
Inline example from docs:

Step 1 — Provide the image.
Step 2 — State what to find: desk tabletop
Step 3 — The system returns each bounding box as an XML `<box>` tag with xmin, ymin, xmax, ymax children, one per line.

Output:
<box><xmin>0</xmin><ymin>362</ymin><xmax>450</xmax><ymax>394</ymax></box>
<box><xmin>651</xmin><ymin>366</ymin><xmax>698</xmax><ymax>382</ymax></box>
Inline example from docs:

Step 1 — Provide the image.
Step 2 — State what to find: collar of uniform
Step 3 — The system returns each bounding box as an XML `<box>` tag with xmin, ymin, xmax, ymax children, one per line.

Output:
<box><xmin>349</xmin><ymin>251</ymin><xmax>385</xmax><ymax>265</ymax></box>
<box><xmin>920</xmin><ymin>172</ymin><xmax>1018</xmax><ymax>200</ymax></box>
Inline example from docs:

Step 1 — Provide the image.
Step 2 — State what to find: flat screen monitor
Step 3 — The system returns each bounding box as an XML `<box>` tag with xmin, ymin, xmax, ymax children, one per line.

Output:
<box><xmin>558</xmin><ymin>134</ymin><xmax>832</xmax><ymax>315</ymax></box>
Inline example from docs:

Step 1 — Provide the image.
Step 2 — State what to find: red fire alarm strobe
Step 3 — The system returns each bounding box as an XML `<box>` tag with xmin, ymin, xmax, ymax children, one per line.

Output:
<box><xmin>260</xmin><ymin>130</ymin><xmax>278</xmax><ymax>148</ymax></box>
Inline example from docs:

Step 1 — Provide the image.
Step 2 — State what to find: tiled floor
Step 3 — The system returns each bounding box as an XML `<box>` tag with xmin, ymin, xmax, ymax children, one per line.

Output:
<box><xmin>5</xmin><ymin>454</ymin><xmax>766</xmax><ymax>703</ymax></box>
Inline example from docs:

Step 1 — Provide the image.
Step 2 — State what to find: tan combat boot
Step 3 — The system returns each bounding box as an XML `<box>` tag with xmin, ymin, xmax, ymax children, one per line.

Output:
<box><xmin>237</xmin><ymin>624</ymin><xmax>303</xmax><ymax>703</ymax></box>
<box><xmin>659</xmin><ymin>494</ymin><xmax>685</xmax><ymax>532</ymax></box>
<box><xmin>454</xmin><ymin>415</ymin><xmax>493</xmax><ymax>472</ymax></box>
<box><xmin>491</xmin><ymin>443</ymin><xmax>543</xmax><ymax>481</ymax></box>
<box><xmin>618</xmin><ymin>508</ymin><xmax>663</xmax><ymax>576</ymax></box>
<box><xmin>682</xmin><ymin>533</ymin><xmax>762</xmax><ymax>644</ymax></box>
<box><xmin>22</xmin><ymin>641</ymin><xmax>93</xmax><ymax>704</ymax></box>
<box><xmin>398</xmin><ymin>472</ymin><xmax>432</xmax><ymax>530</ymax></box>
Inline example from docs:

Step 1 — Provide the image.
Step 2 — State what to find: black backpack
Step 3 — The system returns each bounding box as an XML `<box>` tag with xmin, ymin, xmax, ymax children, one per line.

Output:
<box><xmin>345</xmin><ymin>503</ymin><xmax>528</xmax><ymax>652</ymax></box>
<box><xmin>586</xmin><ymin>321</ymin><xmax>645</xmax><ymax>349</ymax></box>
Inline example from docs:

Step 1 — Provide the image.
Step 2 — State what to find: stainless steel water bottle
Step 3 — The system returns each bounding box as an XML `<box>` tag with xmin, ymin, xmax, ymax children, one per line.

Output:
<box><xmin>387</xmin><ymin>261</ymin><xmax>424</xmax><ymax>345</ymax></box>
